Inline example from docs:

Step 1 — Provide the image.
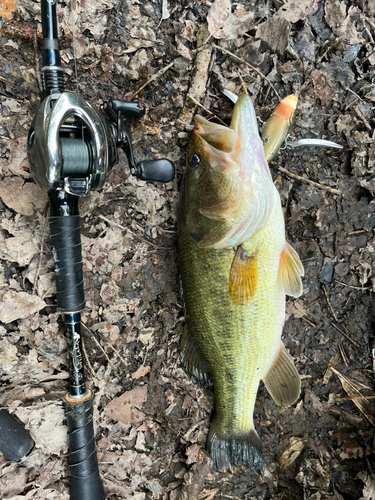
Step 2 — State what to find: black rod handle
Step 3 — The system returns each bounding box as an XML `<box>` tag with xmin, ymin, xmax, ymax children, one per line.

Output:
<box><xmin>64</xmin><ymin>391</ymin><xmax>105</xmax><ymax>500</ymax></box>
<box><xmin>49</xmin><ymin>215</ymin><xmax>85</xmax><ymax>312</ymax></box>
<box><xmin>0</xmin><ymin>409</ymin><xmax>35</xmax><ymax>462</ymax></box>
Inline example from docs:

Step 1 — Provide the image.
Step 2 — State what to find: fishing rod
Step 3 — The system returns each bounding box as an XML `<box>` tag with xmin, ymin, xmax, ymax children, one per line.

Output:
<box><xmin>27</xmin><ymin>1</ymin><xmax>175</xmax><ymax>498</ymax></box>
<box><xmin>0</xmin><ymin>409</ymin><xmax>35</xmax><ymax>463</ymax></box>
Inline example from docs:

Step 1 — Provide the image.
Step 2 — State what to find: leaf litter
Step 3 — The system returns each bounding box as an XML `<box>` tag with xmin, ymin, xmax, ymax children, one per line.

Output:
<box><xmin>1</xmin><ymin>0</ymin><xmax>375</xmax><ymax>498</ymax></box>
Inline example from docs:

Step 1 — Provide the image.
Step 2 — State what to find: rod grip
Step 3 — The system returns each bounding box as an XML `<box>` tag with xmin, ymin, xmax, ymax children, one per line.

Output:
<box><xmin>64</xmin><ymin>391</ymin><xmax>105</xmax><ymax>500</ymax></box>
<box><xmin>49</xmin><ymin>215</ymin><xmax>85</xmax><ymax>312</ymax></box>
<box><xmin>0</xmin><ymin>409</ymin><xmax>35</xmax><ymax>462</ymax></box>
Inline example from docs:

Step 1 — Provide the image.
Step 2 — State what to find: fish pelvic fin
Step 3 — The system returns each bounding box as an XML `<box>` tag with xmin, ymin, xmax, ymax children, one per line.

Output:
<box><xmin>263</xmin><ymin>342</ymin><xmax>300</xmax><ymax>406</ymax></box>
<box><xmin>229</xmin><ymin>246</ymin><xmax>257</xmax><ymax>305</ymax></box>
<box><xmin>278</xmin><ymin>242</ymin><xmax>304</xmax><ymax>297</ymax></box>
<box><xmin>180</xmin><ymin>326</ymin><xmax>212</xmax><ymax>388</ymax></box>
<box><xmin>207</xmin><ymin>418</ymin><xmax>262</xmax><ymax>470</ymax></box>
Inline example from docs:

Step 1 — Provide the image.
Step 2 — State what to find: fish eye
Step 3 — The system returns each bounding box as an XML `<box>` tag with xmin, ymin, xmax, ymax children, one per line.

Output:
<box><xmin>189</xmin><ymin>153</ymin><xmax>201</xmax><ymax>168</ymax></box>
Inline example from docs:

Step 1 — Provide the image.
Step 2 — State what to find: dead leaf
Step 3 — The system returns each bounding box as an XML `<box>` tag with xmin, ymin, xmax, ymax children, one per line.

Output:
<box><xmin>186</xmin><ymin>443</ymin><xmax>203</xmax><ymax>465</ymax></box>
<box><xmin>280</xmin><ymin>436</ymin><xmax>308</xmax><ymax>469</ymax></box>
<box><xmin>180</xmin><ymin>20</ymin><xmax>197</xmax><ymax>42</ymax></box>
<box><xmin>0</xmin><ymin>465</ymin><xmax>29</xmax><ymax>497</ymax></box>
<box><xmin>0</xmin><ymin>177</ymin><xmax>47</xmax><ymax>216</ymax></box>
<box><xmin>358</xmin><ymin>471</ymin><xmax>375</xmax><ymax>500</ymax></box>
<box><xmin>0</xmin><ymin>0</ymin><xmax>17</xmax><ymax>20</ymax></box>
<box><xmin>14</xmin><ymin>404</ymin><xmax>68</xmax><ymax>455</ymax></box>
<box><xmin>311</xmin><ymin>69</ymin><xmax>336</xmax><ymax>106</ymax></box>
<box><xmin>332</xmin><ymin>367</ymin><xmax>375</xmax><ymax>427</ymax></box>
<box><xmin>286</xmin><ymin>299</ymin><xmax>309</xmax><ymax>318</ymax></box>
<box><xmin>325</xmin><ymin>1</ymin><xmax>365</xmax><ymax>45</ymax></box>
<box><xmin>0</xmin><ymin>291</ymin><xmax>46</xmax><ymax>324</ymax></box>
<box><xmin>132</xmin><ymin>365</ymin><xmax>151</xmax><ymax>379</ymax></box>
<box><xmin>104</xmin><ymin>386</ymin><xmax>148</xmax><ymax>425</ymax></box>
<box><xmin>276</xmin><ymin>0</ymin><xmax>322</xmax><ymax>23</ymax></box>
<box><xmin>207</xmin><ymin>0</ymin><xmax>253</xmax><ymax>40</ymax></box>
<box><xmin>0</xmin><ymin>229</ymin><xmax>42</xmax><ymax>267</ymax></box>
<box><xmin>337</xmin><ymin>432</ymin><xmax>363</xmax><ymax>460</ymax></box>
<box><xmin>256</xmin><ymin>16</ymin><xmax>291</xmax><ymax>54</ymax></box>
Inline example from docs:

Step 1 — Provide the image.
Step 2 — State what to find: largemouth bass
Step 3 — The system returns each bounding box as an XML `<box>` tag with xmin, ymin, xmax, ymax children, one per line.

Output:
<box><xmin>177</xmin><ymin>94</ymin><xmax>304</xmax><ymax>470</ymax></box>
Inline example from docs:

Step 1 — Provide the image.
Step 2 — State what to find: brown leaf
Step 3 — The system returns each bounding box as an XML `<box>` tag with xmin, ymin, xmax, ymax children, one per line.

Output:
<box><xmin>325</xmin><ymin>1</ymin><xmax>364</xmax><ymax>45</ymax></box>
<box><xmin>280</xmin><ymin>436</ymin><xmax>308</xmax><ymax>469</ymax></box>
<box><xmin>276</xmin><ymin>0</ymin><xmax>322</xmax><ymax>23</ymax></box>
<box><xmin>0</xmin><ymin>465</ymin><xmax>29</xmax><ymax>497</ymax></box>
<box><xmin>132</xmin><ymin>365</ymin><xmax>151</xmax><ymax>379</ymax></box>
<box><xmin>332</xmin><ymin>367</ymin><xmax>375</xmax><ymax>427</ymax></box>
<box><xmin>207</xmin><ymin>0</ymin><xmax>253</xmax><ymax>40</ymax></box>
<box><xmin>311</xmin><ymin>69</ymin><xmax>336</xmax><ymax>107</ymax></box>
<box><xmin>185</xmin><ymin>443</ymin><xmax>203</xmax><ymax>465</ymax></box>
<box><xmin>0</xmin><ymin>0</ymin><xmax>17</xmax><ymax>20</ymax></box>
<box><xmin>256</xmin><ymin>16</ymin><xmax>291</xmax><ymax>54</ymax></box>
<box><xmin>0</xmin><ymin>177</ymin><xmax>48</xmax><ymax>216</ymax></box>
<box><xmin>0</xmin><ymin>291</ymin><xmax>46</xmax><ymax>324</ymax></box>
<box><xmin>337</xmin><ymin>432</ymin><xmax>363</xmax><ymax>460</ymax></box>
<box><xmin>0</xmin><ymin>230</ymin><xmax>42</xmax><ymax>267</ymax></box>
<box><xmin>286</xmin><ymin>299</ymin><xmax>308</xmax><ymax>318</ymax></box>
<box><xmin>180</xmin><ymin>20</ymin><xmax>197</xmax><ymax>42</ymax></box>
<box><xmin>104</xmin><ymin>386</ymin><xmax>148</xmax><ymax>425</ymax></box>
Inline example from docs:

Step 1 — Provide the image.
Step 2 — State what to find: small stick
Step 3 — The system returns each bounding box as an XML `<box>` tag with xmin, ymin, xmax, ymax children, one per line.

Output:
<box><xmin>301</xmin><ymin>316</ymin><xmax>317</xmax><ymax>328</ymax></box>
<box><xmin>34</xmin><ymin>26</ymin><xmax>43</xmax><ymax>92</ymax></box>
<box><xmin>336</xmin><ymin>395</ymin><xmax>375</xmax><ymax>402</ymax></box>
<box><xmin>331</xmin><ymin>322</ymin><xmax>360</xmax><ymax>347</ymax></box>
<box><xmin>338</xmin><ymin>342</ymin><xmax>349</xmax><ymax>368</ymax></box>
<box><xmin>346</xmin><ymin>87</ymin><xmax>366</xmax><ymax>105</ymax></box>
<box><xmin>322</xmin><ymin>284</ymin><xmax>338</xmax><ymax>321</ymax></box>
<box><xmin>81</xmin><ymin>322</ymin><xmax>128</xmax><ymax>368</ymax></box>
<box><xmin>98</xmin><ymin>214</ymin><xmax>159</xmax><ymax>248</ymax></box>
<box><xmin>187</xmin><ymin>93</ymin><xmax>227</xmax><ymax>126</ymax></box>
<box><xmin>334</xmin><ymin>279</ymin><xmax>365</xmax><ymax>291</ymax></box>
<box><xmin>212</xmin><ymin>43</ymin><xmax>281</xmax><ymax>101</ymax></box>
<box><xmin>277</xmin><ymin>166</ymin><xmax>342</xmax><ymax>195</ymax></box>
<box><xmin>127</xmin><ymin>61</ymin><xmax>174</xmax><ymax>101</ymax></box>
<box><xmin>177</xmin><ymin>24</ymin><xmax>213</xmax><ymax>128</ymax></box>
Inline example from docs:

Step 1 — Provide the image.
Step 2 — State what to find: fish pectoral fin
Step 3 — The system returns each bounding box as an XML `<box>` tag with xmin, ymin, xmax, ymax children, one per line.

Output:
<box><xmin>278</xmin><ymin>242</ymin><xmax>304</xmax><ymax>298</ymax></box>
<box><xmin>229</xmin><ymin>246</ymin><xmax>257</xmax><ymax>305</ymax></box>
<box><xmin>180</xmin><ymin>326</ymin><xmax>212</xmax><ymax>387</ymax></box>
<box><xmin>263</xmin><ymin>343</ymin><xmax>300</xmax><ymax>406</ymax></box>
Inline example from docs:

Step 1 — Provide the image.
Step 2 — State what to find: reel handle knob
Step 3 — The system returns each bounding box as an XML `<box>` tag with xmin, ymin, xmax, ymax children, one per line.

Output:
<box><xmin>135</xmin><ymin>159</ymin><xmax>175</xmax><ymax>183</ymax></box>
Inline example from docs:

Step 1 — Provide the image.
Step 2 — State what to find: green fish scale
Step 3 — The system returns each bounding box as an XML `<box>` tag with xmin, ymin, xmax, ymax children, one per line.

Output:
<box><xmin>178</xmin><ymin>193</ymin><xmax>286</xmax><ymax>435</ymax></box>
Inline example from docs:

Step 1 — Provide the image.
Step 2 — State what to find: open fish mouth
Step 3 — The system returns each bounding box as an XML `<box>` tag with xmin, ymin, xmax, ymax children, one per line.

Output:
<box><xmin>187</xmin><ymin>95</ymin><xmax>276</xmax><ymax>249</ymax></box>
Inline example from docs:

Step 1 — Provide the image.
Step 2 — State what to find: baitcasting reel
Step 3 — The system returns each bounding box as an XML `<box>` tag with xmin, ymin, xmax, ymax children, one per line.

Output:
<box><xmin>27</xmin><ymin>91</ymin><xmax>175</xmax><ymax>197</ymax></box>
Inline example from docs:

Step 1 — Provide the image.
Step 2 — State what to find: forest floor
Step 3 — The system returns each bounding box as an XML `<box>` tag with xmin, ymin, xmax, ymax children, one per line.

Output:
<box><xmin>0</xmin><ymin>0</ymin><xmax>375</xmax><ymax>499</ymax></box>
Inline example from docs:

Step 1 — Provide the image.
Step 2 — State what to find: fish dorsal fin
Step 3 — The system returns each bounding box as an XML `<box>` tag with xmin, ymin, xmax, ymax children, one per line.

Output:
<box><xmin>180</xmin><ymin>326</ymin><xmax>212</xmax><ymax>388</ymax></box>
<box><xmin>278</xmin><ymin>242</ymin><xmax>304</xmax><ymax>297</ymax></box>
<box><xmin>263</xmin><ymin>343</ymin><xmax>300</xmax><ymax>406</ymax></box>
<box><xmin>229</xmin><ymin>246</ymin><xmax>257</xmax><ymax>305</ymax></box>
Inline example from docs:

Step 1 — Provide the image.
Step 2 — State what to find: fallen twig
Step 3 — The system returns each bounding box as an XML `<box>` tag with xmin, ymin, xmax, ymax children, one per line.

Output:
<box><xmin>331</xmin><ymin>322</ymin><xmax>360</xmax><ymax>347</ymax></box>
<box><xmin>322</xmin><ymin>284</ymin><xmax>338</xmax><ymax>321</ymax></box>
<box><xmin>212</xmin><ymin>43</ymin><xmax>281</xmax><ymax>101</ymax></box>
<box><xmin>127</xmin><ymin>61</ymin><xmax>174</xmax><ymax>101</ymax></box>
<box><xmin>277</xmin><ymin>166</ymin><xmax>342</xmax><ymax>195</ymax></box>
<box><xmin>177</xmin><ymin>23</ymin><xmax>213</xmax><ymax>128</ymax></box>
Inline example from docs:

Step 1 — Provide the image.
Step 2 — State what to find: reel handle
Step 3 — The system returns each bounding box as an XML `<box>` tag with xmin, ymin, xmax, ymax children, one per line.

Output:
<box><xmin>135</xmin><ymin>159</ymin><xmax>175</xmax><ymax>183</ymax></box>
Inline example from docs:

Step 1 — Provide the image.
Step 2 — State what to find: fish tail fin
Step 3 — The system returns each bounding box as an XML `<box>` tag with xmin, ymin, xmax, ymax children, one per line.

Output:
<box><xmin>207</xmin><ymin>417</ymin><xmax>262</xmax><ymax>470</ymax></box>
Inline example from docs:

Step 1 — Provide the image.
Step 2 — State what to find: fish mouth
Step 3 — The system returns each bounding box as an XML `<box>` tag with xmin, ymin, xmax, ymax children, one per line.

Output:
<box><xmin>193</xmin><ymin>95</ymin><xmax>263</xmax><ymax>168</ymax></box>
<box><xmin>187</xmin><ymin>95</ymin><xmax>274</xmax><ymax>250</ymax></box>
<box><xmin>193</xmin><ymin>116</ymin><xmax>236</xmax><ymax>154</ymax></box>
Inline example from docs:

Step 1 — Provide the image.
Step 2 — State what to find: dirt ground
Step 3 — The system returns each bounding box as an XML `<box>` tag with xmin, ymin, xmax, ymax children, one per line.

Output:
<box><xmin>0</xmin><ymin>0</ymin><xmax>375</xmax><ymax>499</ymax></box>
